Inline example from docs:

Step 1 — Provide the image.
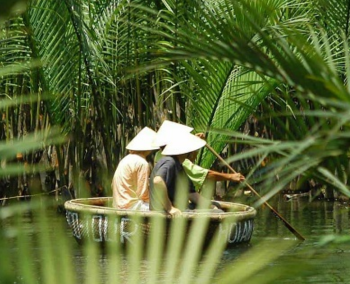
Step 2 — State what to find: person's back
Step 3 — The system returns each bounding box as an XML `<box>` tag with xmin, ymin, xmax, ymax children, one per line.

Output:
<box><xmin>150</xmin><ymin>155</ymin><xmax>195</xmax><ymax>211</ymax></box>
<box><xmin>112</xmin><ymin>127</ymin><xmax>159</xmax><ymax>211</ymax></box>
<box><xmin>150</xmin><ymin>131</ymin><xmax>207</xmax><ymax>215</ymax></box>
<box><xmin>112</xmin><ymin>153</ymin><xmax>150</xmax><ymax>209</ymax></box>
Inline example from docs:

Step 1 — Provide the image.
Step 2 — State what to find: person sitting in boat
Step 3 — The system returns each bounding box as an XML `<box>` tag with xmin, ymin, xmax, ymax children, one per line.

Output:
<box><xmin>112</xmin><ymin>127</ymin><xmax>159</xmax><ymax>211</ymax></box>
<box><xmin>153</xmin><ymin>120</ymin><xmax>245</xmax><ymax>198</ymax></box>
<box><xmin>150</xmin><ymin>131</ymin><xmax>220</xmax><ymax>216</ymax></box>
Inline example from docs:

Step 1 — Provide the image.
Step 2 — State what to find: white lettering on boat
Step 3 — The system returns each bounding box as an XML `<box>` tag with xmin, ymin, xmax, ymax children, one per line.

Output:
<box><xmin>219</xmin><ymin>219</ymin><xmax>254</xmax><ymax>243</ymax></box>
<box><xmin>120</xmin><ymin>218</ymin><xmax>138</xmax><ymax>244</ymax></box>
<box><xmin>240</xmin><ymin>219</ymin><xmax>254</xmax><ymax>242</ymax></box>
<box><xmin>66</xmin><ymin>210</ymin><xmax>254</xmax><ymax>245</ymax></box>
<box><xmin>66</xmin><ymin>212</ymin><xmax>81</xmax><ymax>239</ymax></box>
<box><xmin>92</xmin><ymin>215</ymin><xmax>103</xmax><ymax>242</ymax></box>
<box><xmin>103</xmin><ymin>216</ymin><xmax>109</xmax><ymax>241</ymax></box>
<box><xmin>66</xmin><ymin>211</ymin><xmax>139</xmax><ymax>243</ymax></box>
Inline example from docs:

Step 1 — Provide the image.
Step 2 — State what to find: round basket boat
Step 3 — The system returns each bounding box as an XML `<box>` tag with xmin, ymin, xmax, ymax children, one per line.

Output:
<box><xmin>64</xmin><ymin>197</ymin><xmax>257</xmax><ymax>248</ymax></box>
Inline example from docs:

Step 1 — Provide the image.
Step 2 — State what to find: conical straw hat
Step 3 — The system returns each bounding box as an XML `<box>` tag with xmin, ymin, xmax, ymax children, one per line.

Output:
<box><xmin>154</xmin><ymin>120</ymin><xmax>194</xmax><ymax>147</ymax></box>
<box><xmin>161</xmin><ymin>132</ymin><xmax>206</xmax><ymax>155</ymax></box>
<box><xmin>126</xmin><ymin>127</ymin><xmax>159</xmax><ymax>151</ymax></box>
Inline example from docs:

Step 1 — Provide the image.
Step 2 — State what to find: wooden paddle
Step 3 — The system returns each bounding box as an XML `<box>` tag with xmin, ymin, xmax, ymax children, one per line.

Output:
<box><xmin>206</xmin><ymin>144</ymin><xmax>306</xmax><ymax>241</ymax></box>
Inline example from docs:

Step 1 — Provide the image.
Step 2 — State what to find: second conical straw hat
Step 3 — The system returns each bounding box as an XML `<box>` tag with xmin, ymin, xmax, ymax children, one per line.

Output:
<box><xmin>154</xmin><ymin>120</ymin><xmax>194</xmax><ymax>147</ymax></box>
<box><xmin>161</xmin><ymin>132</ymin><xmax>206</xmax><ymax>155</ymax></box>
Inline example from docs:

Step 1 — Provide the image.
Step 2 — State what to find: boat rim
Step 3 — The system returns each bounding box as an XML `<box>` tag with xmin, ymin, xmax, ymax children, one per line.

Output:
<box><xmin>64</xmin><ymin>197</ymin><xmax>257</xmax><ymax>221</ymax></box>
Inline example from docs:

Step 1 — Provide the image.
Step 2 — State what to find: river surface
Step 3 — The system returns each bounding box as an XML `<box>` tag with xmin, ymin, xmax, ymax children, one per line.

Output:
<box><xmin>221</xmin><ymin>195</ymin><xmax>350</xmax><ymax>284</ymax></box>
<box><xmin>1</xmin><ymin>194</ymin><xmax>350</xmax><ymax>284</ymax></box>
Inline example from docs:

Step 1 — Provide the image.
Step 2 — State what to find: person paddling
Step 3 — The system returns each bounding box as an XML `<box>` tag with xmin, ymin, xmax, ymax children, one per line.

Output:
<box><xmin>112</xmin><ymin>127</ymin><xmax>159</xmax><ymax>211</ymax></box>
<box><xmin>153</xmin><ymin>120</ymin><xmax>245</xmax><ymax>198</ymax></box>
<box><xmin>150</xmin><ymin>131</ymin><xmax>219</xmax><ymax>216</ymax></box>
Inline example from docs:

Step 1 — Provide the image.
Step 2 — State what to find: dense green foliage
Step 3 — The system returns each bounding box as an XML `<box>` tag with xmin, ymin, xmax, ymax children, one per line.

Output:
<box><xmin>1</xmin><ymin>0</ymin><xmax>350</xmax><ymax>282</ymax></box>
<box><xmin>2</xmin><ymin>0</ymin><xmax>350</xmax><ymax>199</ymax></box>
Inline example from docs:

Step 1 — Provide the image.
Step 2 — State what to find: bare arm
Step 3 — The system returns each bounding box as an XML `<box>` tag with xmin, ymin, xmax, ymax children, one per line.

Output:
<box><xmin>206</xmin><ymin>170</ymin><xmax>245</xmax><ymax>183</ymax></box>
<box><xmin>153</xmin><ymin>176</ymin><xmax>181</xmax><ymax>216</ymax></box>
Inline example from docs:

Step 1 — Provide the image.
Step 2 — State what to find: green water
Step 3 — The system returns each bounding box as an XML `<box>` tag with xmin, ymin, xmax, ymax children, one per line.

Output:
<box><xmin>2</xmin><ymin>196</ymin><xmax>350</xmax><ymax>283</ymax></box>
<box><xmin>220</xmin><ymin>196</ymin><xmax>350</xmax><ymax>284</ymax></box>
<box><xmin>69</xmin><ymin>196</ymin><xmax>350</xmax><ymax>283</ymax></box>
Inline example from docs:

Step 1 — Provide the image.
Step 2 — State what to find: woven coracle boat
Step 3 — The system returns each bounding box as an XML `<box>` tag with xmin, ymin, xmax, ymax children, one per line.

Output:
<box><xmin>64</xmin><ymin>197</ymin><xmax>257</xmax><ymax>248</ymax></box>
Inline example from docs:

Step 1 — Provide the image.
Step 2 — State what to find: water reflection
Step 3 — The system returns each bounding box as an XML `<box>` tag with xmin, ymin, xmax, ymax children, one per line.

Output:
<box><xmin>2</xmin><ymin>197</ymin><xmax>350</xmax><ymax>283</ymax></box>
<box><xmin>235</xmin><ymin>196</ymin><xmax>350</xmax><ymax>284</ymax></box>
